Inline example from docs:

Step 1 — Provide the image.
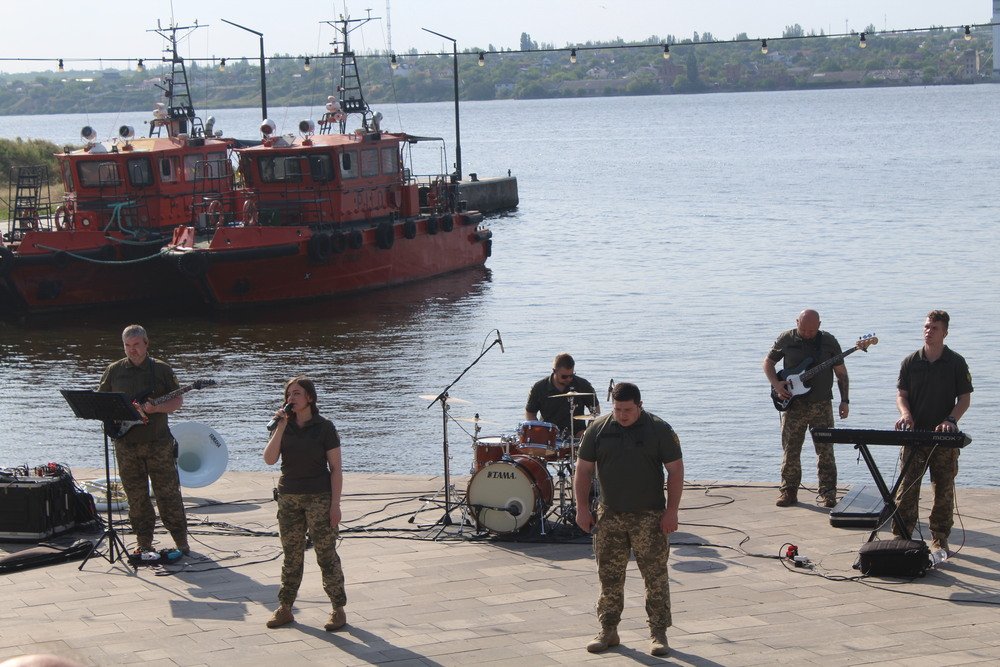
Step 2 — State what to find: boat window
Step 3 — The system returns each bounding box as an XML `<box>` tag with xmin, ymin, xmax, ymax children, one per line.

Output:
<box><xmin>380</xmin><ymin>147</ymin><xmax>398</xmax><ymax>175</ymax></box>
<box><xmin>309</xmin><ymin>154</ymin><xmax>335</xmax><ymax>182</ymax></box>
<box><xmin>159</xmin><ymin>157</ymin><xmax>178</xmax><ymax>183</ymax></box>
<box><xmin>183</xmin><ymin>151</ymin><xmax>229</xmax><ymax>181</ymax></box>
<box><xmin>77</xmin><ymin>161</ymin><xmax>121</xmax><ymax>187</ymax></box>
<box><xmin>60</xmin><ymin>160</ymin><xmax>75</xmax><ymax>193</ymax></box>
<box><xmin>258</xmin><ymin>156</ymin><xmax>303</xmax><ymax>183</ymax></box>
<box><xmin>361</xmin><ymin>149</ymin><xmax>378</xmax><ymax>177</ymax></box>
<box><xmin>127</xmin><ymin>158</ymin><xmax>154</xmax><ymax>187</ymax></box>
<box><xmin>341</xmin><ymin>151</ymin><xmax>358</xmax><ymax>179</ymax></box>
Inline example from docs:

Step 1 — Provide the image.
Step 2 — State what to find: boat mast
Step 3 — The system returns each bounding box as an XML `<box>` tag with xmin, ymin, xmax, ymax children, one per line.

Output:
<box><xmin>148</xmin><ymin>20</ymin><xmax>205</xmax><ymax>138</ymax></box>
<box><xmin>322</xmin><ymin>15</ymin><xmax>376</xmax><ymax>134</ymax></box>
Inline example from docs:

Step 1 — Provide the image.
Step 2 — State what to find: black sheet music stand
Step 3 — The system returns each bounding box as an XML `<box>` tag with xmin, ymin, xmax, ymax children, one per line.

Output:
<box><xmin>61</xmin><ymin>389</ymin><xmax>142</xmax><ymax>569</ymax></box>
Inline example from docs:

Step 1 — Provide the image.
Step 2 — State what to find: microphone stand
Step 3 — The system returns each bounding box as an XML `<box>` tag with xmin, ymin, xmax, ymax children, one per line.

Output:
<box><xmin>421</xmin><ymin>336</ymin><xmax>502</xmax><ymax>537</ymax></box>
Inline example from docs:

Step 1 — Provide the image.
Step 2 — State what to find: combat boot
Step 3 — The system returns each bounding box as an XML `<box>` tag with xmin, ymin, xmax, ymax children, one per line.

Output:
<box><xmin>775</xmin><ymin>490</ymin><xmax>797</xmax><ymax>507</ymax></box>
<box><xmin>650</xmin><ymin>630</ymin><xmax>669</xmax><ymax>656</ymax></box>
<box><xmin>586</xmin><ymin>625</ymin><xmax>619</xmax><ymax>653</ymax></box>
<box><xmin>266</xmin><ymin>605</ymin><xmax>294</xmax><ymax>628</ymax></box>
<box><xmin>325</xmin><ymin>606</ymin><xmax>347</xmax><ymax>631</ymax></box>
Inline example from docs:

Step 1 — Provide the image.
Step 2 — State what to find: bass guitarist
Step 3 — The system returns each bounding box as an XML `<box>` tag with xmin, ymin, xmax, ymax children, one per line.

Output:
<box><xmin>763</xmin><ymin>309</ymin><xmax>849</xmax><ymax>508</ymax></box>
<box><xmin>97</xmin><ymin>324</ymin><xmax>189</xmax><ymax>555</ymax></box>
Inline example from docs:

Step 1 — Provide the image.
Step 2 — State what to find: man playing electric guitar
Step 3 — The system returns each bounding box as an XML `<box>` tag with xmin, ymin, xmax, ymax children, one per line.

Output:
<box><xmin>98</xmin><ymin>324</ymin><xmax>189</xmax><ymax>555</ymax></box>
<box><xmin>763</xmin><ymin>309</ymin><xmax>849</xmax><ymax>509</ymax></box>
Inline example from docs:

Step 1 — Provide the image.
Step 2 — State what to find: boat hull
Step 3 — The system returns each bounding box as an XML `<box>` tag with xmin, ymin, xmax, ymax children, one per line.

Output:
<box><xmin>0</xmin><ymin>231</ymin><xmax>191</xmax><ymax>313</ymax></box>
<box><xmin>168</xmin><ymin>215</ymin><xmax>491</xmax><ymax>308</ymax></box>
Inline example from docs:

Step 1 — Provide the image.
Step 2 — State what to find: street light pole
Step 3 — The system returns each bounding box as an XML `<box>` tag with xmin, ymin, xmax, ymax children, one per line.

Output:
<box><xmin>422</xmin><ymin>27</ymin><xmax>462</xmax><ymax>182</ymax></box>
<box><xmin>221</xmin><ymin>19</ymin><xmax>268</xmax><ymax>121</ymax></box>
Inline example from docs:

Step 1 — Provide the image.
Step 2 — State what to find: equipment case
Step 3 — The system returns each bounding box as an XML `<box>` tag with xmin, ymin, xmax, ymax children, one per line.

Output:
<box><xmin>0</xmin><ymin>474</ymin><xmax>77</xmax><ymax>541</ymax></box>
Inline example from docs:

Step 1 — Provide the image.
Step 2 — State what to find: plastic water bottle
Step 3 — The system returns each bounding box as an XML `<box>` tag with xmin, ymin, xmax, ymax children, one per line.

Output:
<box><xmin>929</xmin><ymin>548</ymin><xmax>948</xmax><ymax>566</ymax></box>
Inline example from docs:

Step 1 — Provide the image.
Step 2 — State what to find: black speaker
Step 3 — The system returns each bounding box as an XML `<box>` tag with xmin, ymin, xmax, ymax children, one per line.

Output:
<box><xmin>0</xmin><ymin>473</ymin><xmax>76</xmax><ymax>542</ymax></box>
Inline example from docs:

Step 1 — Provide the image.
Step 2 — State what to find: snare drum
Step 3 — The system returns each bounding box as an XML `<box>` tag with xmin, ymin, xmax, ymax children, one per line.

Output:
<box><xmin>516</xmin><ymin>420</ymin><xmax>559</xmax><ymax>458</ymax></box>
<box><xmin>466</xmin><ymin>455</ymin><xmax>553</xmax><ymax>533</ymax></box>
<box><xmin>472</xmin><ymin>435</ymin><xmax>512</xmax><ymax>473</ymax></box>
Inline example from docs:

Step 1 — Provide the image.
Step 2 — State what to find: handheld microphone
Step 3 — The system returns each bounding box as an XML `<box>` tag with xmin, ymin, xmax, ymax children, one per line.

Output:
<box><xmin>267</xmin><ymin>403</ymin><xmax>293</xmax><ymax>432</ymax></box>
<box><xmin>497</xmin><ymin>330</ymin><xmax>505</xmax><ymax>353</ymax></box>
<box><xmin>607</xmin><ymin>378</ymin><xmax>614</xmax><ymax>402</ymax></box>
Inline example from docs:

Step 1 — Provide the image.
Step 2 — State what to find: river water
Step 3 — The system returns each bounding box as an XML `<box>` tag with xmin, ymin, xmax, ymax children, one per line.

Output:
<box><xmin>1</xmin><ymin>85</ymin><xmax>997</xmax><ymax>489</ymax></box>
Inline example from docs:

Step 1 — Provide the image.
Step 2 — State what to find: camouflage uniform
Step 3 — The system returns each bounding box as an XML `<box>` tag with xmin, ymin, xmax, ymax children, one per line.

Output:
<box><xmin>893</xmin><ymin>447</ymin><xmax>959</xmax><ymax>542</ymax></box>
<box><xmin>115</xmin><ymin>439</ymin><xmax>188</xmax><ymax>550</ymax></box>
<box><xmin>276</xmin><ymin>491</ymin><xmax>346</xmax><ymax>608</ymax></box>
<box><xmin>594</xmin><ymin>508</ymin><xmax>672</xmax><ymax>632</ymax></box>
<box><xmin>892</xmin><ymin>345</ymin><xmax>973</xmax><ymax>542</ymax></box>
<box><xmin>779</xmin><ymin>400</ymin><xmax>836</xmax><ymax>498</ymax></box>
<box><xmin>99</xmin><ymin>355</ymin><xmax>187</xmax><ymax>551</ymax></box>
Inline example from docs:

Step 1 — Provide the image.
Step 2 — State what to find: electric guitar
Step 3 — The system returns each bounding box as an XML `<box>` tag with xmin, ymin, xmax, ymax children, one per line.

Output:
<box><xmin>111</xmin><ymin>379</ymin><xmax>217</xmax><ymax>438</ymax></box>
<box><xmin>770</xmin><ymin>334</ymin><xmax>877</xmax><ymax>411</ymax></box>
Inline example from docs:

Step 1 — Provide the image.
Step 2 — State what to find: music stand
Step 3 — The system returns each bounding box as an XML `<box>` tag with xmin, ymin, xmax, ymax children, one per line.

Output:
<box><xmin>61</xmin><ymin>389</ymin><xmax>142</xmax><ymax>569</ymax></box>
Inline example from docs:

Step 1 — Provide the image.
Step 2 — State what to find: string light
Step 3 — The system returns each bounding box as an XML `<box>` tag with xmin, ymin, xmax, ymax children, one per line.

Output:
<box><xmin>570</xmin><ymin>48</ymin><xmax>577</xmax><ymax>64</ymax></box>
<box><xmin>859</xmin><ymin>33</ymin><xmax>867</xmax><ymax>48</ymax></box>
<box><xmin>218</xmin><ymin>58</ymin><xmax>226</xmax><ymax>72</ymax></box>
<box><xmin>136</xmin><ymin>59</ymin><xmax>145</xmax><ymax>72</ymax></box>
<box><xmin>964</xmin><ymin>25</ymin><xmax>973</xmax><ymax>41</ymax></box>
<box><xmin>57</xmin><ymin>58</ymin><xmax>64</xmax><ymax>72</ymax></box>
<box><xmin>663</xmin><ymin>44</ymin><xmax>670</xmax><ymax>60</ymax></box>
<box><xmin>304</xmin><ymin>56</ymin><xmax>311</xmax><ymax>71</ymax></box>
<box><xmin>760</xmin><ymin>39</ymin><xmax>768</xmax><ymax>55</ymax></box>
<box><xmin>478</xmin><ymin>52</ymin><xmax>485</xmax><ymax>67</ymax></box>
<box><xmin>390</xmin><ymin>54</ymin><xmax>398</xmax><ymax>70</ymax></box>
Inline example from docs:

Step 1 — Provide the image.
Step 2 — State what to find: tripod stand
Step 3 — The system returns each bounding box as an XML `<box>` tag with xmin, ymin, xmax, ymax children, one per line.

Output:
<box><xmin>61</xmin><ymin>389</ymin><xmax>142</xmax><ymax>570</ymax></box>
<box><xmin>418</xmin><ymin>332</ymin><xmax>503</xmax><ymax>537</ymax></box>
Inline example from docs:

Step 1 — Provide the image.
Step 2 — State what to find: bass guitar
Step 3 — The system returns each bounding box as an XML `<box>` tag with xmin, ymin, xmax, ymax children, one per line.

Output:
<box><xmin>111</xmin><ymin>379</ymin><xmax>217</xmax><ymax>438</ymax></box>
<box><xmin>771</xmin><ymin>334</ymin><xmax>877</xmax><ymax>411</ymax></box>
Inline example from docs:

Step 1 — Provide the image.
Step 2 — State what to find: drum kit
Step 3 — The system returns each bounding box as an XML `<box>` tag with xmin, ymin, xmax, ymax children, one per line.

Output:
<box><xmin>464</xmin><ymin>390</ymin><xmax>599</xmax><ymax>537</ymax></box>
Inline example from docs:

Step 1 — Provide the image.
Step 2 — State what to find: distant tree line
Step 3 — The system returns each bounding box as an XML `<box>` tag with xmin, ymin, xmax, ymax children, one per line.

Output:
<box><xmin>0</xmin><ymin>25</ymin><xmax>990</xmax><ymax>117</ymax></box>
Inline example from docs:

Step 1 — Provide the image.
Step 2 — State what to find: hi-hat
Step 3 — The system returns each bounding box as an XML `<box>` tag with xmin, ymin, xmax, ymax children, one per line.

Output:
<box><xmin>455</xmin><ymin>416</ymin><xmax>499</xmax><ymax>426</ymax></box>
<box><xmin>550</xmin><ymin>391</ymin><xmax>596</xmax><ymax>398</ymax></box>
<box><xmin>574</xmin><ymin>414</ymin><xmax>599</xmax><ymax>421</ymax></box>
<box><xmin>420</xmin><ymin>394</ymin><xmax>471</xmax><ymax>404</ymax></box>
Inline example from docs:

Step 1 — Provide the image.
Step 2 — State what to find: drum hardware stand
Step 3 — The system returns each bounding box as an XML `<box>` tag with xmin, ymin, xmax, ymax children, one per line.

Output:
<box><xmin>60</xmin><ymin>389</ymin><xmax>143</xmax><ymax>571</ymax></box>
<box><xmin>418</xmin><ymin>333</ymin><xmax>503</xmax><ymax>538</ymax></box>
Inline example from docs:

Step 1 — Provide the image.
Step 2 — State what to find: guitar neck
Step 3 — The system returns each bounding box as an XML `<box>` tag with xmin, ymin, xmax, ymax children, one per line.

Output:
<box><xmin>148</xmin><ymin>384</ymin><xmax>195</xmax><ymax>406</ymax></box>
<box><xmin>800</xmin><ymin>346</ymin><xmax>858</xmax><ymax>382</ymax></box>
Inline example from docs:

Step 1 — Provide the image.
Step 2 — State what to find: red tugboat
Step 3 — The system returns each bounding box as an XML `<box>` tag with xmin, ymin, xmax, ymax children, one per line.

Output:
<box><xmin>0</xmin><ymin>22</ymin><xmax>237</xmax><ymax>314</ymax></box>
<box><xmin>165</xmin><ymin>16</ymin><xmax>492</xmax><ymax>308</ymax></box>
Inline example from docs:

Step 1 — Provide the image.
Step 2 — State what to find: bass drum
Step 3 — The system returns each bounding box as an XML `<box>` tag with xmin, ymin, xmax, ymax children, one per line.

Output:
<box><xmin>467</xmin><ymin>455</ymin><xmax>553</xmax><ymax>534</ymax></box>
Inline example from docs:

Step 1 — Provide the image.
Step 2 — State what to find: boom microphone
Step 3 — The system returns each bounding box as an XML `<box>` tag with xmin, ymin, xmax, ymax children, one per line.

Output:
<box><xmin>497</xmin><ymin>330</ymin><xmax>505</xmax><ymax>353</ymax></box>
<box><xmin>267</xmin><ymin>403</ymin><xmax>293</xmax><ymax>432</ymax></box>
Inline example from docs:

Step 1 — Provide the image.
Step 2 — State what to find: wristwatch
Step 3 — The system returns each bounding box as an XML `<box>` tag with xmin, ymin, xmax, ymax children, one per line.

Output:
<box><xmin>945</xmin><ymin>415</ymin><xmax>958</xmax><ymax>425</ymax></box>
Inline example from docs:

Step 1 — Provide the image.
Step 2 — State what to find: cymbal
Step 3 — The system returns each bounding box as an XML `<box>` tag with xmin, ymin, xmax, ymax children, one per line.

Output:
<box><xmin>420</xmin><ymin>394</ymin><xmax>471</xmax><ymax>404</ymax></box>
<box><xmin>574</xmin><ymin>414</ymin><xmax>599</xmax><ymax>421</ymax></box>
<box><xmin>455</xmin><ymin>417</ymin><xmax>499</xmax><ymax>426</ymax></box>
<box><xmin>550</xmin><ymin>391</ymin><xmax>596</xmax><ymax>398</ymax></box>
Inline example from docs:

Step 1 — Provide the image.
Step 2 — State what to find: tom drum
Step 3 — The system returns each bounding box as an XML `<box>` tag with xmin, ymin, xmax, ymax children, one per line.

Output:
<box><xmin>516</xmin><ymin>420</ymin><xmax>559</xmax><ymax>458</ymax></box>
<box><xmin>472</xmin><ymin>435</ymin><xmax>513</xmax><ymax>473</ymax></box>
<box><xmin>466</xmin><ymin>455</ymin><xmax>553</xmax><ymax>534</ymax></box>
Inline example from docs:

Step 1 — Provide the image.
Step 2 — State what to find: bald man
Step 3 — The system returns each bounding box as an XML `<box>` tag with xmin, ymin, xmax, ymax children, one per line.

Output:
<box><xmin>763</xmin><ymin>309</ymin><xmax>849</xmax><ymax>508</ymax></box>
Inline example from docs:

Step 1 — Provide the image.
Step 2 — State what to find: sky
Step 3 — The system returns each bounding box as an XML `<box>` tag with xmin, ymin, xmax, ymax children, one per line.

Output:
<box><xmin>0</xmin><ymin>0</ymin><xmax>993</xmax><ymax>74</ymax></box>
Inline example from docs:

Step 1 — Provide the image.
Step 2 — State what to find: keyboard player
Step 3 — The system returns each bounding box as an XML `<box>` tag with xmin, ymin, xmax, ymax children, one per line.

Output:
<box><xmin>893</xmin><ymin>310</ymin><xmax>973</xmax><ymax>554</ymax></box>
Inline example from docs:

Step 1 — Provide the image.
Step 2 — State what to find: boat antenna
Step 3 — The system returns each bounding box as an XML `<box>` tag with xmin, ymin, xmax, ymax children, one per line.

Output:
<box><xmin>147</xmin><ymin>21</ymin><xmax>206</xmax><ymax>138</ymax></box>
<box><xmin>321</xmin><ymin>14</ymin><xmax>377</xmax><ymax>134</ymax></box>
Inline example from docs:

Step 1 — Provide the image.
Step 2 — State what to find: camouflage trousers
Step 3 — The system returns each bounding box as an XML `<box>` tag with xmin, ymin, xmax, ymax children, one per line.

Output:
<box><xmin>779</xmin><ymin>400</ymin><xmax>836</xmax><ymax>498</ymax></box>
<box><xmin>114</xmin><ymin>438</ymin><xmax>188</xmax><ymax>550</ymax></box>
<box><xmin>276</xmin><ymin>491</ymin><xmax>346</xmax><ymax>609</ymax></box>
<box><xmin>593</xmin><ymin>507</ymin><xmax>672</xmax><ymax>632</ymax></box>
<box><xmin>893</xmin><ymin>446</ymin><xmax>959</xmax><ymax>541</ymax></box>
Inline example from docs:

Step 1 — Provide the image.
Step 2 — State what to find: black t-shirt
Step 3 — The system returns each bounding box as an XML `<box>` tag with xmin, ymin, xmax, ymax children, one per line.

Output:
<box><xmin>898</xmin><ymin>346</ymin><xmax>973</xmax><ymax>430</ymax></box>
<box><xmin>277</xmin><ymin>413</ymin><xmax>341</xmax><ymax>495</ymax></box>
<box><xmin>525</xmin><ymin>374</ymin><xmax>598</xmax><ymax>434</ymax></box>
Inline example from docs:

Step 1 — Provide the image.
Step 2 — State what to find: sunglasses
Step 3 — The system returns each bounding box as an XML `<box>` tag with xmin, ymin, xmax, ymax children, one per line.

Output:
<box><xmin>553</xmin><ymin>370</ymin><xmax>575</xmax><ymax>380</ymax></box>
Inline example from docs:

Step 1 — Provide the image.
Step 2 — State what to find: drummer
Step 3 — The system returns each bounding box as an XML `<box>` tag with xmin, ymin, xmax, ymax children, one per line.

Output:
<box><xmin>525</xmin><ymin>353</ymin><xmax>600</xmax><ymax>437</ymax></box>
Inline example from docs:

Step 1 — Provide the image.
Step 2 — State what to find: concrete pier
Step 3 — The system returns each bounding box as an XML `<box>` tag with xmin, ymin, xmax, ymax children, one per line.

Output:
<box><xmin>2</xmin><ymin>471</ymin><xmax>998</xmax><ymax>665</ymax></box>
<box><xmin>455</xmin><ymin>176</ymin><xmax>519</xmax><ymax>214</ymax></box>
